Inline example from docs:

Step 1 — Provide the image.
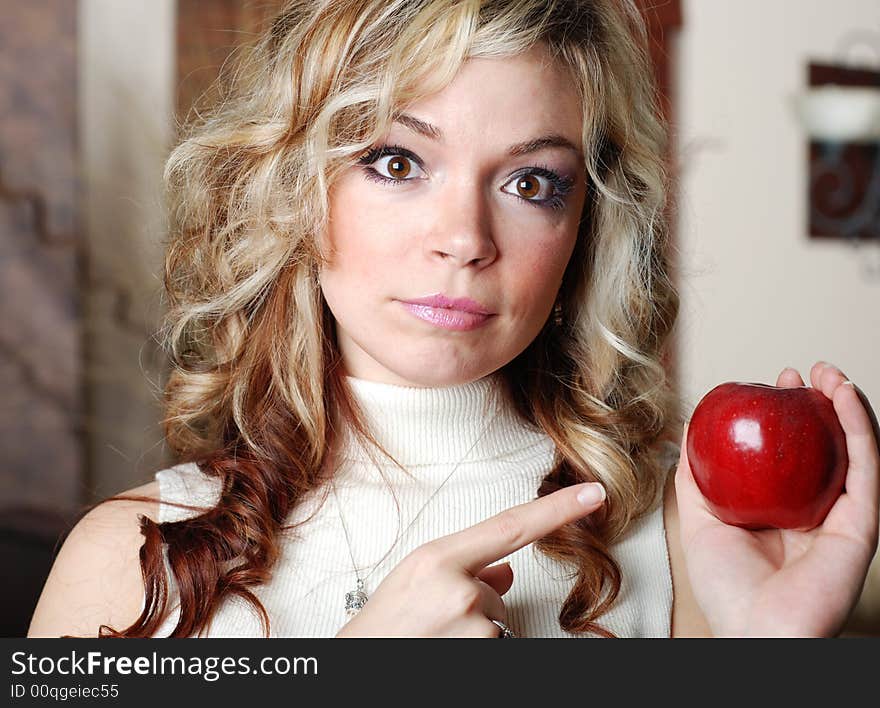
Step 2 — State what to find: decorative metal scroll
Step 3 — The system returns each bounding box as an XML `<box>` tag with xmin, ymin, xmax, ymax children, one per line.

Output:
<box><xmin>807</xmin><ymin>26</ymin><xmax>880</xmax><ymax>281</ymax></box>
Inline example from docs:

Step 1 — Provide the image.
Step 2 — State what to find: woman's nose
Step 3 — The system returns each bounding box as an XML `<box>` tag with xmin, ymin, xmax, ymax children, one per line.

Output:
<box><xmin>422</xmin><ymin>182</ymin><xmax>498</xmax><ymax>269</ymax></box>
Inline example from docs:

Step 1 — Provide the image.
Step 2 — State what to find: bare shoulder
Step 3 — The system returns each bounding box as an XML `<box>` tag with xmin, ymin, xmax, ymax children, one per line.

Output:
<box><xmin>662</xmin><ymin>463</ymin><xmax>713</xmax><ymax>638</ymax></box>
<box><xmin>27</xmin><ymin>480</ymin><xmax>161</xmax><ymax>638</ymax></box>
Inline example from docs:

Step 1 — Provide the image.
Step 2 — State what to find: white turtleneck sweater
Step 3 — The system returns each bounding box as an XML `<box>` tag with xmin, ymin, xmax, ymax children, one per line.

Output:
<box><xmin>152</xmin><ymin>374</ymin><xmax>677</xmax><ymax>638</ymax></box>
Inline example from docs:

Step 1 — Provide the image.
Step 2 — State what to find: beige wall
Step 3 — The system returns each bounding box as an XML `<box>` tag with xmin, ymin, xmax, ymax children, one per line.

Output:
<box><xmin>675</xmin><ymin>0</ymin><xmax>880</xmax><ymax>411</ymax></box>
<box><xmin>79</xmin><ymin>0</ymin><xmax>176</xmax><ymax>498</ymax></box>
<box><xmin>674</xmin><ymin>0</ymin><xmax>880</xmax><ymax>630</ymax></box>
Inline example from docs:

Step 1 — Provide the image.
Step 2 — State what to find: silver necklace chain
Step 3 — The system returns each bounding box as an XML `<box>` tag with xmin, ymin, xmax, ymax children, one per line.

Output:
<box><xmin>331</xmin><ymin>408</ymin><xmax>501</xmax><ymax>617</ymax></box>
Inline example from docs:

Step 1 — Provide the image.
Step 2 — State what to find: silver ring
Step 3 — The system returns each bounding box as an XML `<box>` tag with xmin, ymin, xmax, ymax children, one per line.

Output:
<box><xmin>490</xmin><ymin>619</ymin><xmax>516</xmax><ymax>638</ymax></box>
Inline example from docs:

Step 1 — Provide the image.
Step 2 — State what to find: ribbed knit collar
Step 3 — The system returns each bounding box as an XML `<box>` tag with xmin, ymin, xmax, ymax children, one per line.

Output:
<box><xmin>337</xmin><ymin>373</ymin><xmax>552</xmax><ymax>471</ymax></box>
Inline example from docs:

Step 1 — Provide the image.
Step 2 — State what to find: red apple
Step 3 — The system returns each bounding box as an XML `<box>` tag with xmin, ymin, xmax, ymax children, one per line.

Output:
<box><xmin>686</xmin><ymin>382</ymin><xmax>848</xmax><ymax>531</ymax></box>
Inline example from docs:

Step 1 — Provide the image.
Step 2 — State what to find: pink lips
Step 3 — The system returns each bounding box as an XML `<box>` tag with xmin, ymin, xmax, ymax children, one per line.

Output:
<box><xmin>398</xmin><ymin>294</ymin><xmax>495</xmax><ymax>331</ymax></box>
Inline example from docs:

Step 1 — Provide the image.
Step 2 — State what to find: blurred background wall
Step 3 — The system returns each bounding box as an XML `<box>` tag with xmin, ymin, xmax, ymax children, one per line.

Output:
<box><xmin>1</xmin><ymin>2</ymin><xmax>82</xmax><ymax>519</ymax></box>
<box><xmin>674</xmin><ymin>0</ymin><xmax>880</xmax><ymax>634</ymax></box>
<box><xmin>1</xmin><ymin>0</ymin><xmax>878</xmax><ymax>636</ymax></box>
<box><xmin>79</xmin><ymin>0</ymin><xmax>175</xmax><ymax>505</ymax></box>
<box><xmin>675</xmin><ymin>0</ymin><xmax>880</xmax><ymax>409</ymax></box>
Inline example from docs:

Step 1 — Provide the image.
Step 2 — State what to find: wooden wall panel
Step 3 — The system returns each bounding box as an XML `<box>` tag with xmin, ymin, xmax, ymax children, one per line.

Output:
<box><xmin>636</xmin><ymin>0</ymin><xmax>683</xmax><ymax>387</ymax></box>
<box><xmin>638</xmin><ymin>0</ymin><xmax>683</xmax><ymax>122</ymax></box>
<box><xmin>176</xmin><ymin>0</ymin><xmax>285</xmax><ymax>124</ymax></box>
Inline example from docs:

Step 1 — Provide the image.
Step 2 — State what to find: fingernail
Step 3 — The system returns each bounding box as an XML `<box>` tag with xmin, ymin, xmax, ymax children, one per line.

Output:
<box><xmin>843</xmin><ymin>380</ymin><xmax>855</xmax><ymax>387</ymax></box>
<box><xmin>577</xmin><ymin>483</ymin><xmax>606</xmax><ymax>506</ymax></box>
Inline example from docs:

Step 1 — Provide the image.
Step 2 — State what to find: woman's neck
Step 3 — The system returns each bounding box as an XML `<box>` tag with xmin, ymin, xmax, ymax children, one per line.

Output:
<box><xmin>332</xmin><ymin>373</ymin><xmax>551</xmax><ymax>482</ymax></box>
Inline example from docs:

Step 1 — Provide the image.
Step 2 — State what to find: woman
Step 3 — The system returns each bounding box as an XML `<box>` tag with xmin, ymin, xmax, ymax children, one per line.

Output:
<box><xmin>29</xmin><ymin>0</ymin><xmax>879</xmax><ymax>638</ymax></box>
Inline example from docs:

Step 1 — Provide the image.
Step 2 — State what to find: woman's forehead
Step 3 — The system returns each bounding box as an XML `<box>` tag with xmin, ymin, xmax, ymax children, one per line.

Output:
<box><xmin>384</xmin><ymin>51</ymin><xmax>584</xmax><ymax>152</ymax></box>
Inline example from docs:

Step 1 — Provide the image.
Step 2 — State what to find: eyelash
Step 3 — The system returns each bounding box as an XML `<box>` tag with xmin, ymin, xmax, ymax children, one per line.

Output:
<box><xmin>356</xmin><ymin>144</ymin><xmax>574</xmax><ymax>212</ymax></box>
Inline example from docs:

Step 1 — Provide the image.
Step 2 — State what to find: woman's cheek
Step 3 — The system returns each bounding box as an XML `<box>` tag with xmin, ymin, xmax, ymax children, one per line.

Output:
<box><xmin>517</xmin><ymin>236</ymin><xmax>573</xmax><ymax>287</ymax></box>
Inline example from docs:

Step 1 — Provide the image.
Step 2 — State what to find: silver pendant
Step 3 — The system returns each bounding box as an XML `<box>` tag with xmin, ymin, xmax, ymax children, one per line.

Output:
<box><xmin>344</xmin><ymin>578</ymin><xmax>368</xmax><ymax>616</ymax></box>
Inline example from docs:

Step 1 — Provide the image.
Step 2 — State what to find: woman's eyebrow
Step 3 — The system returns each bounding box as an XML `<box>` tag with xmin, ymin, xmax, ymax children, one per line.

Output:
<box><xmin>393</xmin><ymin>112</ymin><xmax>582</xmax><ymax>158</ymax></box>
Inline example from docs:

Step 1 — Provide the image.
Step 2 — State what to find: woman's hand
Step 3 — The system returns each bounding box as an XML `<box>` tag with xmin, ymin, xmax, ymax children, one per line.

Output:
<box><xmin>675</xmin><ymin>361</ymin><xmax>880</xmax><ymax>637</ymax></box>
<box><xmin>334</xmin><ymin>481</ymin><xmax>607</xmax><ymax>637</ymax></box>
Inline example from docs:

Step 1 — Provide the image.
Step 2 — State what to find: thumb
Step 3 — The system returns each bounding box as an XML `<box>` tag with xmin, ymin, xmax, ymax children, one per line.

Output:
<box><xmin>676</xmin><ymin>421</ymin><xmax>727</xmax><ymax>544</ymax></box>
<box><xmin>776</xmin><ymin>366</ymin><xmax>805</xmax><ymax>388</ymax></box>
<box><xmin>476</xmin><ymin>561</ymin><xmax>514</xmax><ymax>596</ymax></box>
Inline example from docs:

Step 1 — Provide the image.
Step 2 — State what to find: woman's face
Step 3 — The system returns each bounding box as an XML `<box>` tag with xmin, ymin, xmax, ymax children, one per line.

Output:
<box><xmin>319</xmin><ymin>45</ymin><xmax>587</xmax><ymax>387</ymax></box>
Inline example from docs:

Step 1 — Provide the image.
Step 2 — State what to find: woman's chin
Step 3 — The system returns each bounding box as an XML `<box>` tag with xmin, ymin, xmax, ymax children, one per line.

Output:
<box><xmin>364</xmin><ymin>360</ymin><xmax>497</xmax><ymax>389</ymax></box>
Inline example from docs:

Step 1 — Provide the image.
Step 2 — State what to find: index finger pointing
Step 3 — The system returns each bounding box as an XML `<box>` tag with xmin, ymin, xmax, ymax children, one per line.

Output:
<box><xmin>435</xmin><ymin>482</ymin><xmax>606</xmax><ymax>576</ymax></box>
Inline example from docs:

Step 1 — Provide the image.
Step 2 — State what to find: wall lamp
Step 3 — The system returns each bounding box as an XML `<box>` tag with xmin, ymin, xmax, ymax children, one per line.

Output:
<box><xmin>793</xmin><ymin>29</ymin><xmax>880</xmax><ymax>281</ymax></box>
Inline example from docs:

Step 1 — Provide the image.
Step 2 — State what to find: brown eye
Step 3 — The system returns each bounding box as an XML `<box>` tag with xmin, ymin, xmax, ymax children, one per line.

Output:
<box><xmin>367</xmin><ymin>153</ymin><xmax>424</xmax><ymax>182</ymax></box>
<box><xmin>502</xmin><ymin>168</ymin><xmax>573</xmax><ymax>210</ymax></box>
<box><xmin>387</xmin><ymin>156</ymin><xmax>412</xmax><ymax>179</ymax></box>
<box><xmin>515</xmin><ymin>175</ymin><xmax>541</xmax><ymax>199</ymax></box>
